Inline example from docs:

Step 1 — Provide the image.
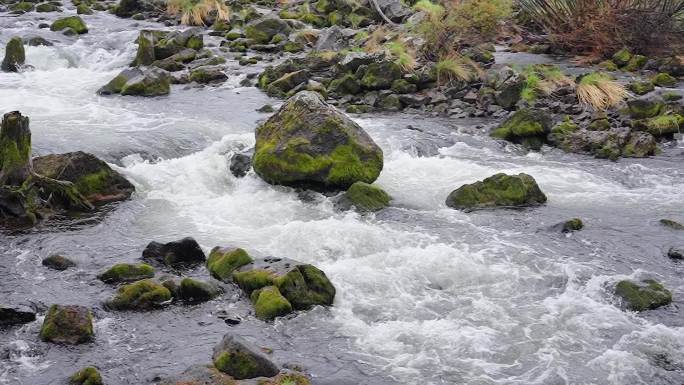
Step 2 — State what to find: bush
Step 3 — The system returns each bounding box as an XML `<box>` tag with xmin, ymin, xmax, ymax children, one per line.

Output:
<box><xmin>517</xmin><ymin>0</ymin><xmax>684</xmax><ymax>56</ymax></box>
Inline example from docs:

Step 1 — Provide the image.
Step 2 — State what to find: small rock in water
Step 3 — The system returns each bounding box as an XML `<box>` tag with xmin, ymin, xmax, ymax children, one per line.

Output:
<box><xmin>336</xmin><ymin>181</ymin><xmax>391</xmax><ymax>212</ymax></box>
<box><xmin>212</xmin><ymin>334</ymin><xmax>280</xmax><ymax>379</ymax></box>
<box><xmin>70</xmin><ymin>367</ymin><xmax>102</xmax><ymax>385</ymax></box>
<box><xmin>660</xmin><ymin>219</ymin><xmax>684</xmax><ymax>230</ymax></box>
<box><xmin>0</xmin><ymin>305</ymin><xmax>36</xmax><ymax>326</ymax></box>
<box><xmin>551</xmin><ymin>218</ymin><xmax>584</xmax><ymax>233</ymax></box>
<box><xmin>445</xmin><ymin>173</ymin><xmax>547</xmax><ymax>211</ymax></box>
<box><xmin>176</xmin><ymin>278</ymin><xmax>222</xmax><ymax>302</ymax></box>
<box><xmin>667</xmin><ymin>247</ymin><xmax>683</xmax><ymax>260</ymax></box>
<box><xmin>1</xmin><ymin>37</ymin><xmax>25</xmax><ymax>72</ymax></box>
<box><xmin>614</xmin><ymin>279</ymin><xmax>672</xmax><ymax>312</ymax></box>
<box><xmin>106</xmin><ymin>279</ymin><xmax>172</xmax><ymax>310</ymax></box>
<box><xmin>256</xmin><ymin>104</ymin><xmax>275</xmax><ymax>113</ymax></box>
<box><xmin>40</xmin><ymin>305</ymin><xmax>94</xmax><ymax>344</ymax></box>
<box><xmin>229</xmin><ymin>153</ymin><xmax>252</xmax><ymax>178</ymax></box>
<box><xmin>142</xmin><ymin>237</ymin><xmax>206</xmax><ymax>268</ymax></box>
<box><xmin>42</xmin><ymin>254</ymin><xmax>76</xmax><ymax>271</ymax></box>
<box><xmin>97</xmin><ymin>263</ymin><xmax>155</xmax><ymax>284</ymax></box>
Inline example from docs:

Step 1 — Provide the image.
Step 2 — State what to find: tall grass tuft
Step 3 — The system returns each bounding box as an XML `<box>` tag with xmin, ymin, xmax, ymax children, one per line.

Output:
<box><xmin>434</xmin><ymin>55</ymin><xmax>481</xmax><ymax>85</ymax></box>
<box><xmin>167</xmin><ymin>0</ymin><xmax>230</xmax><ymax>26</ymax></box>
<box><xmin>576</xmin><ymin>72</ymin><xmax>628</xmax><ymax>110</ymax></box>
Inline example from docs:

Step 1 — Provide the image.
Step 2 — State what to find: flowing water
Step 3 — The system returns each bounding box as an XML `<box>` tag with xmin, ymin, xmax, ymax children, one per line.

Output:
<box><xmin>1</xmin><ymin>7</ymin><xmax>684</xmax><ymax>385</ymax></box>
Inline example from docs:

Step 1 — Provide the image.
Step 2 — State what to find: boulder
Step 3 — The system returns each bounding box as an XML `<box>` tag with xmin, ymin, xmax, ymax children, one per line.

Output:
<box><xmin>76</xmin><ymin>4</ymin><xmax>93</xmax><ymax>14</ymax></box>
<box><xmin>653</xmin><ymin>73</ymin><xmax>677</xmax><ymax>87</ymax></box>
<box><xmin>142</xmin><ymin>237</ymin><xmax>206</xmax><ymax>268</ymax></box>
<box><xmin>131</xmin><ymin>29</ymin><xmax>203</xmax><ymax>67</ymax></box>
<box><xmin>253</xmin><ymin>91</ymin><xmax>383</xmax><ymax>190</ymax></box>
<box><xmin>33</xmin><ymin>151</ymin><xmax>135</xmax><ymax>204</ymax></box>
<box><xmin>212</xmin><ymin>334</ymin><xmax>279</xmax><ymax>379</ymax></box>
<box><xmin>25</xmin><ymin>36</ymin><xmax>53</xmax><ymax>47</ymax></box>
<box><xmin>245</xmin><ymin>16</ymin><xmax>292</xmax><ymax>44</ymax></box>
<box><xmin>266</xmin><ymin>69</ymin><xmax>310</xmax><ymax>97</ymax></box>
<box><xmin>622</xmin><ymin>131</ymin><xmax>657</xmax><ymax>157</ymax></box>
<box><xmin>373</xmin><ymin>0</ymin><xmax>410</xmax><ymax>22</ymax></box>
<box><xmin>336</xmin><ymin>181</ymin><xmax>391</xmax><ymax>212</ymax></box>
<box><xmin>359</xmin><ymin>60</ymin><xmax>402</xmax><ymax>90</ymax></box>
<box><xmin>0</xmin><ymin>305</ymin><xmax>36</xmax><ymax>326</ymax></box>
<box><xmin>106</xmin><ymin>279</ymin><xmax>172</xmax><ymax>310</ymax></box>
<box><xmin>42</xmin><ymin>254</ymin><xmax>76</xmax><ymax>270</ymax></box>
<box><xmin>633</xmin><ymin>115</ymin><xmax>682</xmax><ymax>137</ymax></box>
<box><xmin>314</xmin><ymin>26</ymin><xmax>355</xmax><ymax>51</ymax></box>
<box><xmin>626</xmin><ymin>98</ymin><xmax>664</xmax><ymax>119</ymax></box>
<box><xmin>115</xmin><ymin>0</ymin><xmax>147</xmax><ymax>17</ymax></box>
<box><xmin>9</xmin><ymin>2</ymin><xmax>35</xmax><ymax>12</ymax></box>
<box><xmin>446</xmin><ymin>173</ymin><xmax>547</xmax><ymax>210</ymax></box>
<box><xmin>1</xmin><ymin>37</ymin><xmax>25</xmax><ymax>72</ymax></box>
<box><xmin>233</xmin><ymin>257</ymin><xmax>336</xmax><ymax>311</ymax></box>
<box><xmin>207</xmin><ymin>247</ymin><xmax>253</xmax><ymax>282</ymax></box>
<box><xmin>329</xmin><ymin>74</ymin><xmax>361</xmax><ymax>95</ymax></box>
<box><xmin>614</xmin><ymin>279</ymin><xmax>672</xmax><ymax>311</ymax></box>
<box><xmin>39</xmin><ymin>305</ymin><xmax>94</xmax><ymax>344</ymax></box>
<box><xmin>176</xmin><ymin>278</ymin><xmax>222</xmax><ymax>302</ymax></box>
<box><xmin>50</xmin><ymin>16</ymin><xmax>88</xmax><ymax>34</ymax></box>
<box><xmin>97</xmin><ymin>263</ymin><xmax>155</xmax><ymax>283</ymax></box>
<box><xmin>491</xmin><ymin>108</ymin><xmax>553</xmax><ymax>150</ymax></box>
<box><xmin>251</xmin><ymin>285</ymin><xmax>293</xmax><ymax>320</ymax></box>
<box><xmin>97</xmin><ymin>67</ymin><xmax>170</xmax><ymax>97</ymax></box>
<box><xmin>629</xmin><ymin>81</ymin><xmax>655</xmax><ymax>96</ymax></box>
<box><xmin>151</xmin><ymin>48</ymin><xmax>196</xmax><ymax>72</ymax></box>
<box><xmin>70</xmin><ymin>367</ymin><xmax>102</xmax><ymax>385</ymax></box>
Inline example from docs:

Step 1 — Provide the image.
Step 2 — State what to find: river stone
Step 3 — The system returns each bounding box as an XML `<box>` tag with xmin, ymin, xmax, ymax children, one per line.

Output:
<box><xmin>1</xmin><ymin>37</ymin><xmax>25</xmax><ymax>72</ymax></box>
<box><xmin>132</xmin><ymin>29</ymin><xmax>203</xmax><ymax>67</ymax></box>
<box><xmin>491</xmin><ymin>108</ymin><xmax>553</xmax><ymax>150</ymax></box>
<box><xmin>25</xmin><ymin>36</ymin><xmax>53</xmax><ymax>47</ymax></box>
<box><xmin>212</xmin><ymin>334</ymin><xmax>279</xmax><ymax>379</ymax></box>
<box><xmin>660</xmin><ymin>219</ymin><xmax>684</xmax><ymax>230</ymax></box>
<box><xmin>97</xmin><ymin>263</ymin><xmax>155</xmax><ymax>283</ymax></box>
<box><xmin>336</xmin><ymin>181</ymin><xmax>391</xmax><ymax>212</ymax></box>
<box><xmin>143</xmin><ymin>237</ymin><xmax>206</xmax><ymax>268</ymax></box>
<box><xmin>230</xmin><ymin>153</ymin><xmax>252</xmax><ymax>178</ymax></box>
<box><xmin>360</xmin><ymin>60</ymin><xmax>402</xmax><ymax>90</ymax></box>
<box><xmin>115</xmin><ymin>0</ymin><xmax>146</xmax><ymax>17</ymax></box>
<box><xmin>622</xmin><ymin>132</ymin><xmax>657</xmax><ymax>157</ymax></box>
<box><xmin>158</xmin><ymin>364</ymin><xmax>237</xmax><ymax>385</ymax></box>
<box><xmin>251</xmin><ymin>285</ymin><xmax>293</xmax><ymax>321</ymax></box>
<box><xmin>207</xmin><ymin>246</ymin><xmax>253</xmax><ymax>282</ymax></box>
<box><xmin>106</xmin><ymin>279</ymin><xmax>172</xmax><ymax>310</ymax></box>
<box><xmin>667</xmin><ymin>247</ymin><xmax>683</xmax><ymax>260</ymax></box>
<box><xmin>70</xmin><ymin>367</ymin><xmax>102</xmax><ymax>385</ymax></box>
<box><xmin>42</xmin><ymin>254</ymin><xmax>76</xmax><ymax>270</ymax></box>
<box><xmin>50</xmin><ymin>16</ymin><xmax>88</xmax><ymax>34</ymax></box>
<box><xmin>10</xmin><ymin>2</ymin><xmax>35</xmax><ymax>12</ymax></box>
<box><xmin>0</xmin><ymin>305</ymin><xmax>36</xmax><ymax>326</ymax></box>
<box><xmin>615</xmin><ymin>279</ymin><xmax>672</xmax><ymax>311</ymax></box>
<box><xmin>189</xmin><ymin>66</ymin><xmax>228</xmax><ymax>84</ymax></box>
<box><xmin>446</xmin><ymin>173</ymin><xmax>547</xmax><ymax>210</ymax></box>
<box><xmin>39</xmin><ymin>305</ymin><xmax>94</xmax><ymax>344</ymax></box>
<box><xmin>151</xmin><ymin>48</ymin><xmax>196</xmax><ymax>72</ymax></box>
<box><xmin>627</xmin><ymin>98</ymin><xmax>664</xmax><ymax>119</ymax></box>
<box><xmin>76</xmin><ymin>4</ymin><xmax>92</xmax><ymax>15</ymax></box>
<box><xmin>233</xmin><ymin>257</ymin><xmax>336</xmax><ymax>311</ymax></box>
<box><xmin>551</xmin><ymin>218</ymin><xmax>583</xmax><ymax>233</ymax></box>
<box><xmin>245</xmin><ymin>16</ymin><xmax>292</xmax><ymax>44</ymax></box>
<box><xmin>33</xmin><ymin>151</ymin><xmax>135</xmax><ymax>204</ymax></box>
<box><xmin>253</xmin><ymin>91</ymin><xmax>383</xmax><ymax>190</ymax></box>
<box><xmin>97</xmin><ymin>67</ymin><xmax>170</xmax><ymax>97</ymax></box>
<box><xmin>177</xmin><ymin>278</ymin><xmax>222</xmax><ymax>302</ymax></box>
<box><xmin>266</xmin><ymin>69</ymin><xmax>310</xmax><ymax>97</ymax></box>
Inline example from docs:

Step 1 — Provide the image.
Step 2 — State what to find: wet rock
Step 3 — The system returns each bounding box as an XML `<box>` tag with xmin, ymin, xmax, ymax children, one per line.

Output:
<box><xmin>50</xmin><ymin>16</ymin><xmax>88</xmax><ymax>34</ymax></box>
<box><xmin>115</xmin><ymin>0</ymin><xmax>147</xmax><ymax>17</ymax></box>
<box><xmin>158</xmin><ymin>364</ymin><xmax>237</xmax><ymax>385</ymax></box>
<box><xmin>633</xmin><ymin>114</ymin><xmax>683</xmax><ymax>137</ymax></box>
<box><xmin>653</xmin><ymin>73</ymin><xmax>677</xmax><ymax>87</ymax></box>
<box><xmin>627</xmin><ymin>98</ymin><xmax>664</xmax><ymax>119</ymax></box>
<box><xmin>658</xmin><ymin>56</ymin><xmax>684</xmax><ymax>77</ymax></box>
<box><xmin>266</xmin><ymin>69</ymin><xmax>310</xmax><ymax>97</ymax></box>
<box><xmin>33</xmin><ymin>151</ymin><xmax>135</xmax><ymax>204</ymax></box>
<box><xmin>9</xmin><ymin>2</ymin><xmax>35</xmax><ymax>13</ymax></box>
<box><xmin>336</xmin><ymin>181</ymin><xmax>391</xmax><ymax>212</ymax></box>
<box><xmin>612</xmin><ymin>48</ymin><xmax>632</xmax><ymax>68</ymax></box>
<box><xmin>0</xmin><ymin>305</ymin><xmax>36</xmax><ymax>326</ymax></box>
<box><xmin>1</xmin><ymin>37</ymin><xmax>25</xmax><ymax>72</ymax></box>
<box><xmin>446</xmin><ymin>173</ymin><xmax>547</xmax><ymax>210</ymax></box>
<box><xmin>25</xmin><ymin>36</ymin><xmax>52</xmax><ymax>47</ymax></box>
<box><xmin>629</xmin><ymin>81</ymin><xmax>655</xmax><ymax>96</ymax></box>
<box><xmin>150</xmin><ymin>48</ymin><xmax>196</xmax><ymax>72</ymax></box>
<box><xmin>374</xmin><ymin>0</ymin><xmax>410</xmax><ymax>22</ymax></box>
<box><xmin>97</xmin><ymin>67</ymin><xmax>170</xmax><ymax>97</ymax></box>
<box><xmin>76</xmin><ymin>4</ymin><xmax>92</xmax><ymax>15</ymax></box>
<box><xmin>552</xmin><ymin>218</ymin><xmax>583</xmax><ymax>233</ymax></box>
<box><xmin>253</xmin><ymin>91</ymin><xmax>383</xmax><ymax>190</ymax></box>
<box><xmin>251</xmin><ymin>285</ymin><xmax>293</xmax><ymax>321</ymax></box>
<box><xmin>315</xmin><ymin>26</ymin><xmax>354</xmax><ymax>51</ymax></box>
<box><xmin>189</xmin><ymin>66</ymin><xmax>228</xmax><ymax>84</ymax></box>
<box><xmin>70</xmin><ymin>367</ymin><xmax>102</xmax><ymax>385</ymax></box>
<box><xmin>142</xmin><ymin>237</ymin><xmax>206</xmax><ymax>268</ymax></box>
<box><xmin>230</xmin><ymin>153</ymin><xmax>252</xmax><ymax>178</ymax></box>
<box><xmin>245</xmin><ymin>16</ymin><xmax>292</xmax><ymax>44</ymax></box>
<box><xmin>131</xmin><ymin>29</ymin><xmax>203</xmax><ymax>67</ymax></box>
<box><xmin>336</xmin><ymin>51</ymin><xmax>384</xmax><ymax>74</ymax></box>
<box><xmin>622</xmin><ymin>131</ymin><xmax>657</xmax><ymax>157</ymax></box>
<box><xmin>42</xmin><ymin>254</ymin><xmax>76</xmax><ymax>270</ymax></box>
<box><xmin>667</xmin><ymin>247</ymin><xmax>683</xmax><ymax>260</ymax></box>
<box><xmin>660</xmin><ymin>219</ymin><xmax>684</xmax><ymax>230</ymax></box>
<box><xmin>106</xmin><ymin>279</ymin><xmax>172</xmax><ymax>310</ymax></box>
<box><xmin>233</xmin><ymin>257</ymin><xmax>336</xmax><ymax>312</ymax></box>
<box><xmin>97</xmin><ymin>263</ymin><xmax>155</xmax><ymax>284</ymax></box>
<box><xmin>491</xmin><ymin>108</ymin><xmax>552</xmax><ymax>150</ymax></box>
<box><xmin>212</xmin><ymin>334</ymin><xmax>279</xmax><ymax>379</ymax></box>
<box><xmin>207</xmin><ymin>247</ymin><xmax>253</xmax><ymax>282</ymax></box>
<box><xmin>360</xmin><ymin>60</ymin><xmax>402</xmax><ymax>90</ymax></box>
<box><xmin>329</xmin><ymin>74</ymin><xmax>361</xmax><ymax>95</ymax></box>
<box><xmin>39</xmin><ymin>305</ymin><xmax>94</xmax><ymax>344</ymax></box>
<box><xmin>615</xmin><ymin>279</ymin><xmax>672</xmax><ymax>311</ymax></box>
<box><xmin>257</xmin><ymin>104</ymin><xmax>275</xmax><ymax>113</ymax></box>
<box><xmin>176</xmin><ymin>278</ymin><xmax>222</xmax><ymax>302</ymax></box>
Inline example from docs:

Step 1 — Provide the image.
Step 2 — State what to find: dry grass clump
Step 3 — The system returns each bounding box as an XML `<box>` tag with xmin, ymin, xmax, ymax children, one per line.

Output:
<box><xmin>434</xmin><ymin>55</ymin><xmax>482</xmax><ymax>85</ymax></box>
<box><xmin>167</xmin><ymin>0</ymin><xmax>229</xmax><ymax>26</ymax></box>
<box><xmin>576</xmin><ymin>72</ymin><xmax>628</xmax><ymax>110</ymax></box>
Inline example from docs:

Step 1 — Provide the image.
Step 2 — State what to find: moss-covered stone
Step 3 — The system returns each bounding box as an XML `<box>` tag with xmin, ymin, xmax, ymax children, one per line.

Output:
<box><xmin>615</xmin><ymin>279</ymin><xmax>672</xmax><ymax>311</ymax></box>
<box><xmin>446</xmin><ymin>173</ymin><xmax>547</xmax><ymax>210</ymax></box>
<box><xmin>340</xmin><ymin>181</ymin><xmax>391</xmax><ymax>212</ymax></box>
<box><xmin>626</xmin><ymin>99</ymin><xmax>664</xmax><ymax>119</ymax></box>
<box><xmin>266</xmin><ymin>70</ymin><xmax>309</xmax><ymax>97</ymax></box>
<box><xmin>390</xmin><ymin>79</ymin><xmax>417</xmax><ymax>94</ymax></box>
<box><xmin>588</xmin><ymin>118</ymin><xmax>611</xmax><ymax>131</ymax></box>
<box><xmin>10</xmin><ymin>2</ymin><xmax>35</xmax><ymax>12</ymax></box>
<box><xmin>253</xmin><ymin>91</ymin><xmax>383</xmax><ymax>190</ymax></box>
<box><xmin>662</xmin><ymin>92</ymin><xmax>683</xmax><ymax>102</ymax></box>
<box><xmin>50</xmin><ymin>16</ymin><xmax>88</xmax><ymax>34</ymax></box>
<box><xmin>76</xmin><ymin>4</ymin><xmax>93</xmax><ymax>14</ymax></box>
<box><xmin>328</xmin><ymin>74</ymin><xmax>361</xmax><ymax>95</ymax></box>
<box><xmin>360</xmin><ymin>61</ymin><xmax>402</xmax><ymax>90</ymax></box>
<box><xmin>623</xmin><ymin>54</ymin><xmax>647</xmax><ymax>72</ymax></box>
<box><xmin>635</xmin><ymin>114</ymin><xmax>681</xmax><ymax>136</ymax></box>
<box><xmin>98</xmin><ymin>263</ymin><xmax>154</xmax><ymax>283</ymax></box>
<box><xmin>189</xmin><ymin>66</ymin><xmax>228</xmax><ymax>84</ymax></box>
<box><xmin>598</xmin><ymin>60</ymin><xmax>618</xmax><ymax>71</ymax></box>
<box><xmin>345</xmin><ymin>104</ymin><xmax>372</xmax><ymax>114</ymax></box>
<box><xmin>660</xmin><ymin>219</ymin><xmax>684</xmax><ymax>230</ymax></box>
<box><xmin>1</xmin><ymin>37</ymin><xmax>25</xmax><ymax>72</ymax></box>
<box><xmin>491</xmin><ymin>108</ymin><xmax>552</xmax><ymax>150</ymax></box>
<box><xmin>178</xmin><ymin>278</ymin><xmax>222</xmax><ymax>302</ymax></box>
<box><xmin>652</xmin><ymin>72</ymin><xmax>678</xmax><ymax>87</ymax></box>
<box><xmin>244</xmin><ymin>16</ymin><xmax>291</xmax><ymax>44</ymax></box>
<box><xmin>40</xmin><ymin>305</ymin><xmax>94</xmax><ymax>344</ymax></box>
<box><xmin>622</xmin><ymin>132</ymin><xmax>657</xmax><ymax>157</ymax></box>
<box><xmin>558</xmin><ymin>218</ymin><xmax>583</xmax><ymax>232</ymax></box>
<box><xmin>629</xmin><ymin>81</ymin><xmax>654</xmax><ymax>96</ymax></box>
<box><xmin>70</xmin><ymin>367</ymin><xmax>102</xmax><ymax>385</ymax></box>
<box><xmin>36</xmin><ymin>2</ymin><xmax>61</xmax><ymax>12</ymax></box>
<box><xmin>212</xmin><ymin>334</ymin><xmax>279</xmax><ymax>379</ymax></box>
<box><xmin>612</xmin><ymin>48</ymin><xmax>632</xmax><ymax>67</ymax></box>
<box><xmin>207</xmin><ymin>247</ymin><xmax>253</xmax><ymax>282</ymax></box>
<box><xmin>106</xmin><ymin>279</ymin><xmax>172</xmax><ymax>310</ymax></box>
<box><xmin>548</xmin><ymin>116</ymin><xmax>579</xmax><ymax>145</ymax></box>
<box><xmin>142</xmin><ymin>237</ymin><xmax>206</xmax><ymax>268</ymax></box>
<box><xmin>260</xmin><ymin>372</ymin><xmax>312</xmax><ymax>385</ymax></box>
<box><xmin>251</xmin><ymin>285</ymin><xmax>292</xmax><ymax>320</ymax></box>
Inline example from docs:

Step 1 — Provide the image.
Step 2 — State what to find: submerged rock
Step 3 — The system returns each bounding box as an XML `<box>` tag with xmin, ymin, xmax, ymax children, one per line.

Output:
<box><xmin>50</xmin><ymin>16</ymin><xmax>88</xmax><ymax>34</ymax></box>
<box><xmin>336</xmin><ymin>181</ymin><xmax>391</xmax><ymax>212</ymax></box>
<box><xmin>1</xmin><ymin>37</ymin><xmax>25</xmax><ymax>72</ymax></box>
<box><xmin>615</xmin><ymin>279</ymin><xmax>672</xmax><ymax>311</ymax></box>
<box><xmin>552</xmin><ymin>218</ymin><xmax>584</xmax><ymax>233</ymax></box>
<box><xmin>70</xmin><ymin>367</ymin><xmax>102</xmax><ymax>385</ymax></box>
<box><xmin>97</xmin><ymin>67</ymin><xmax>170</xmax><ymax>97</ymax></box>
<box><xmin>212</xmin><ymin>334</ymin><xmax>279</xmax><ymax>379</ymax></box>
<box><xmin>207</xmin><ymin>246</ymin><xmax>253</xmax><ymax>282</ymax></box>
<box><xmin>39</xmin><ymin>305</ymin><xmax>94</xmax><ymax>344</ymax></box>
<box><xmin>660</xmin><ymin>219</ymin><xmax>684</xmax><ymax>230</ymax></box>
<box><xmin>42</xmin><ymin>254</ymin><xmax>77</xmax><ymax>270</ymax></box>
<box><xmin>33</xmin><ymin>151</ymin><xmax>135</xmax><ymax>204</ymax></box>
<box><xmin>0</xmin><ymin>305</ymin><xmax>36</xmax><ymax>326</ymax></box>
<box><xmin>445</xmin><ymin>173</ymin><xmax>547</xmax><ymax>210</ymax></box>
<box><xmin>667</xmin><ymin>247</ymin><xmax>683</xmax><ymax>260</ymax></box>
<box><xmin>253</xmin><ymin>91</ymin><xmax>383</xmax><ymax>190</ymax></box>
<box><xmin>142</xmin><ymin>237</ymin><xmax>206</xmax><ymax>268</ymax></box>
<box><xmin>97</xmin><ymin>263</ymin><xmax>155</xmax><ymax>284</ymax></box>
<box><xmin>106</xmin><ymin>279</ymin><xmax>172</xmax><ymax>310</ymax></box>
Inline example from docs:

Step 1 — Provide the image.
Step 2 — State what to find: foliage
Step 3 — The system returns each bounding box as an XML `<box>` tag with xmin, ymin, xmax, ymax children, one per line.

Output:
<box><xmin>434</xmin><ymin>55</ymin><xmax>481</xmax><ymax>84</ymax></box>
<box><xmin>520</xmin><ymin>64</ymin><xmax>574</xmax><ymax>101</ymax></box>
<box><xmin>167</xmin><ymin>0</ymin><xmax>229</xmax><ymax>26</ymax></box>
<box><xmin>576</xmin><ymin>72</ymin><xmax>628</xmax><ymax>110</ymax></box>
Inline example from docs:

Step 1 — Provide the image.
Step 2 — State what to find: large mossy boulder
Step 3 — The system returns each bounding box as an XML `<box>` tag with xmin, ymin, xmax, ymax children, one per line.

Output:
<box><xmin>1</xmin><ymin>37</ymin><xmax>25</xmax><ymax>72</ymax></box>
<box><xmin>0</xmin><ymin>305</ymin><xmax>36</xmax><ymax>326</ymax></box>
<box><xmin>39</xmin><ymin>305</ymin><xmax>94</xmax><ymax>344</ymax></box>
<box><xmin>97</xmin><ymin>263</ymin><xmax>155</xmax><ymax>283</ymax></box>
<box><xmin>50</xmin><ymin>16</ymin><xmax>88</xmax><ymax>34</ymax></box>
<box><xmin>131</xmin><ymin>29</ymin><xmax>203</xmax><ymax>67</ymax></box>
<box><xmin>244</xmin><ymin>16</ymin><xmax>292</xmax><ymax>44</ymax></box>
<box><xmin>106</xmin><ymin>279</ymin><xmax>172</xmax><ymax>310</ymax></box>
<box><xmin>491</xmin><ymin>108</ymin><xmax>553</xmax><ymax>150</ymax></box>
<box><xmin>446</xmin><ymin>173</ymin><xmax>547</xmax><ymax>210</ymax></box>
<box><xmin>615</xmin><ymin>279</ymin><xmax>672</xmax><ymax>311</ymax></box>
<box><xmin>253</xmin><ymin>91</ymin><xmax>383</xmax><ymax>190</ymax></box>
<box><xmin>212</xmin><ymin>334</ymin><xmax>280</xmax><ymax>379</ymax></box>
<box><xmin>336</xmin><ymin>181</ymin><xmax>391</xmax><ymax>212</ymax></box>
<box><xmin>97</xmin><ymin>68</ymin><xmax>170</xmax><ymax>97</ymax></box>
<box><xmin>207</xmin><ymin>246</ymin><xmax>253</xmax><ymax>282</ymax></box>
<box><xmin>70</xmin><ymin>367</ymin><xmax>103</xmax><ymax>385</ymax></box>
<box><xmin>33</xmin><ymin>151</ymin><xmax>135</xmax><ymax>204</ymax></box>
<box><xmin>142</xmin><ymin>237</ymin><xmax>206</xmax><ymax>268</ymax></box>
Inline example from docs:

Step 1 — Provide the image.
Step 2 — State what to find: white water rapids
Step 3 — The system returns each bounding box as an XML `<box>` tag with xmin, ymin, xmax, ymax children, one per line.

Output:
<box><xmin>1</xmin><ymin>7</ymin><xmax>684</xmax><ymax>385</ymax></box>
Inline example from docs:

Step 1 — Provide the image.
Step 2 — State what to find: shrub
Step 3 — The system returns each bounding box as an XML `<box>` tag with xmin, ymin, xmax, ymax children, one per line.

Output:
<box><xmin>167</xmin><ymin>0</ymin><xmax>230</xmax><ymax>26</ymax></box>
<box><xmin>576</xmin><ymin>72</ymin><xmax>628</xmax><ymax>110</ymax></box>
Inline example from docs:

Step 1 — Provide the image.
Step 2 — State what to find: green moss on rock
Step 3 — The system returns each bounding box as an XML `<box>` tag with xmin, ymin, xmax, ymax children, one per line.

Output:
<box><xmin>612</xmin><ymin>48</ymin><xmax>632</xmax><ymax>67</ymax></box>
<box><xmin>51</xmin><ymin>16</ymin><xmax>88</xmax><ymax>34</ymax></box>
<box><xmin>207</xmin><ymin>247</ymin><xmax>253</xmax><ymax>282</ymax></box>
<box><xmin>97</xmin><ymin>263</ymin><xmax>154</xmax><ymax>284</ymax></box>
<box><xmin>660</xmin><ymin>219</ymin><xmax>684</xmax><ymax>230</ymax></box>
<box><xmin>342</xmin><ymin>181</ymin><xmax>391</xmax><ymax>212</ymax></box>
<box><xmin>623</xmin><ymin>54</ymin><xmax>647</xmax><ymax>71</ymax></box>
<box><xmin>106</xmin><ymin>279</ymin><xmax>172</xmax><ymax>310</ymax></box>
<box><xmin>251</xmin><ymin>285</ymin><xmax>292</xmax><ymax>320</ymax></box>
<box><xmin>360</xmin><ymin>61</ymin><xmax>402</xmax><ymax>90</ymax></box>
<box><xmin>626</xmin><ymin>99</ymin><xmax>664</xmax><ymax>119</ymax></box>
<box><xmin>178</xmin><ymin>278</ymin><xmax>222</xmax><ymax>302</ymax></box>
<box><xmin>233</xmin><ymin>269</ymin><xmax>275</xmax><ymax>293</ymax></box>
<box><xmin>491</xmin><ymin>108</ymin><xmax>552</xmax><ymax>149</ymax></box>
<box><xmin>446</xmin><ymin>173</ymin><xmax>547</xmax><ymax>210</ymax></box>
<box><xmin>2</xmin><ymin>37</ymin><xmax>25</xmax><ymax>72</ymax></box>
<box><xmin>629</xmin><ymin>81</ymin><xmax>654</xmax><ymax>96</ymax></box>
<box><xmin>70</xmin><ymin>367</ymin><xmax>102</xmax><ymax>385</ymax></box>
<box><xmin>615</xmin><ymin>279</ymin><xmax>672</xmax><ymax>311</ymax></box>
<box><xmin>40</xmin><ymin>305</ymin><xmax>94</xmax><ymax>344</ymax></box>
<box><xmin>652</xmin><ymin>72</ymin><xmax>677</xmax><ymax>87</ymax></box>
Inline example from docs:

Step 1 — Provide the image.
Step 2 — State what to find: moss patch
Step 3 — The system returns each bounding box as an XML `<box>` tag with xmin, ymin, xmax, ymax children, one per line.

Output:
<box><xmin>50</xmin><ymin>16</ymin><xmax>88</xmax><ymax>34</ymax></box>
<box><xmin>251</xmin><ymin>286</ymin><xmax>293</xmax><ymax>320</ymax></box>
<box><xmin>98</xmin><ymin>263</ymin><xmax>154</xmax><ymax>284</ymax></box>
<box><xmin>70</xmin><ymin>367</ymin><xmax>103</xmax><ymax>385</ymax></box>
<box><xmin>446</xmin><ymin>173</ymin><xmax>547</xmax><ymax>210</ymax></box>
<box><xmin>106</xmin><ymin>279</ymin><xmax>171</xmax><ymax>310</ymax></box>
<box><xmin>615</xmin><ymin>279</ymin><xmax>672</xmax><ymax>311</ymax></box>
<box><xmin>40</xmin><ymin>305</ymin><xmax>94</xmax><ymax>345</ymax></box>
<box><xmin>343</xmin><ymin>181</ymin><xmax>391</xmax><ymax>212</ymax></box>
<box><xmin>207</xmin><ymin>247</ymin><xmax>253</xmax><ymax>282</ymax></box>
